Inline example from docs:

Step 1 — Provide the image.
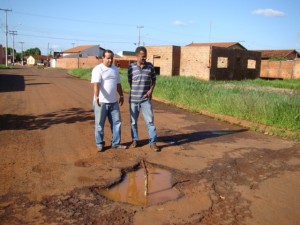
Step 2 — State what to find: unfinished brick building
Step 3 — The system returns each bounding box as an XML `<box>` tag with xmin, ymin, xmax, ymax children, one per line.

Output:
<box><xmin>146</xmin><ymin>42</ymin><xmax>261</xmax><ymax>80</ymax></box>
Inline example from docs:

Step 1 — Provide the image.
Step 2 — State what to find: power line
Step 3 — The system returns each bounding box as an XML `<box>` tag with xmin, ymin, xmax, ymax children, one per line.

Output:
<box><xmin>17</xmin><ymin>32</ymin><xmax>135</xmax><ymax>44</ymax></box>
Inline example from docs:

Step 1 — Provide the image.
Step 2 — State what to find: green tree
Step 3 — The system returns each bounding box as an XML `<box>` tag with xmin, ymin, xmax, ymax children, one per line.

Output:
<box><xmin>24</xmin><ymin>47</ymin><xmax>41</xmax><ymax>56</ymax></box>
<box><xmin>15</xmin><ymin>52</ymin><xmax>21</xmax><ymax>61</ymax></box>
<box><xmin>6</xmin><ymin>47</ymin><xmax>16</xmax><ymax>56</ymax></box>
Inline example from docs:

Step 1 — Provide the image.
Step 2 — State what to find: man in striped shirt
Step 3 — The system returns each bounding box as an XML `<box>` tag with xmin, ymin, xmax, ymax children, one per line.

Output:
<box><xmin>128</xmin><ymin>46</ymin><xmax>159</xmax><ymax>151</ymax></box>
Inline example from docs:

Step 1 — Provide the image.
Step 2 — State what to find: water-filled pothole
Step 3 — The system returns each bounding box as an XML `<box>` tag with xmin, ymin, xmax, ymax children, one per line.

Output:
<box><xmin>98</xmin><ymin>161</ymin><xmax>181</xmax><ymax>206</ymax></box>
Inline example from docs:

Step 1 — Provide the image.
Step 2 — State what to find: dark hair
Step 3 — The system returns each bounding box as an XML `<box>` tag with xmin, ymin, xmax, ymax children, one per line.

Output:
<box><xmin>135</xmin><ymin>46</ymin><xmax>147</xmax><ymax>55</ymax></box>
<box><xmin>103</xmin><ymin>49</ymin><xmax>114</xmax><ymax>57</ymax></box>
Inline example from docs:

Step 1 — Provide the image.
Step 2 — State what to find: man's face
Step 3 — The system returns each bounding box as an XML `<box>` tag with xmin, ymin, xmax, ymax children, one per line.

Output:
<box><xmin>103</xmin><ymin>52</ymin><xmax>113</xmax><ymax>67</ymax></box>
<box><xmin>137</xmin><ymin>50</ymin><xmax>147</xmax><ymax>65</ymax></box>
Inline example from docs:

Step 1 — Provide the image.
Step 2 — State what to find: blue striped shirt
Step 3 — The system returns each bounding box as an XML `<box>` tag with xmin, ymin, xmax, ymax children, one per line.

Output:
<box><xmin>128</xmin><ymin>62</ymin><xmax>156</xmax><ymax>103</ymax></box>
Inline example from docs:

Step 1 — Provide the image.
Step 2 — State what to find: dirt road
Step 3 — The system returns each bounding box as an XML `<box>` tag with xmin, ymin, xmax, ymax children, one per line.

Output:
<box><xmin>0</xmin><ymin>67</ymin><xmax>299</xmax><ymax>225</ymax></box>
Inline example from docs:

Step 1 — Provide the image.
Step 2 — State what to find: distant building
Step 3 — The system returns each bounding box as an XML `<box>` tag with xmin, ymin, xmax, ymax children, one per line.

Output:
<box><xmin>186</xmin><ymin>42</ymin><xmax>246</xmax><ymax>50</ymax></box>
<box><xmin>26</xmin><ymin>55</ymin><xmax>49</xmax><ymax>66</ymax></box>
<box><xmin>257</xmin><ymin>49</ymin><xmax>300</xmax><ymax>60</ymax></box>
<box><xmin>60</xmin><ymin>45</ymin><xmax>105</xmax><ymax>58</ymax></box>
<box><xmin>145</xmin><ymin>42</ymin><xmax>261</xmax><ymax>80</ymax></box>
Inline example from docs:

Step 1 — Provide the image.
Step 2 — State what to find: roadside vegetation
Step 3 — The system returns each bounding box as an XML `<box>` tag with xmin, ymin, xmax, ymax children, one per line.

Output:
<box><xmin>69</xmin><ymin>68</ymin><xmax>300</xmax><ymax>140</ymax></box>
<box><xmin>0</xmin><ymin>64</ymin><xmax>11</xmax><ymax>69</ymax></box>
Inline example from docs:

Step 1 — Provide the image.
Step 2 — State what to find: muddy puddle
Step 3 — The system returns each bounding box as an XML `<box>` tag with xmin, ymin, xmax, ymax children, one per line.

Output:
<box><xmin>99</xmin><ymin>162</ymin><xmax>181</xmax><ymax>206</ymax></box>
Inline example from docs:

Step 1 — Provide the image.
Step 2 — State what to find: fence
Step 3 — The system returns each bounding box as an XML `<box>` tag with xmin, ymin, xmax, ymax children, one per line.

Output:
<box><xmin>260</xmin><ymin>59</ymin><xmax>300</xmax><ymax>79</ymax></box>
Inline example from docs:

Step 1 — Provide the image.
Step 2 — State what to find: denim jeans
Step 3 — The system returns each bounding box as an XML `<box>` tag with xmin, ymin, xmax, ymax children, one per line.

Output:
<box><xmin>130</xmin><ymin>100</ymin><xmax>157</xmax><ymax>144</ymax></box>
<box><xmin>93</xmin><ymin>101</ymin><xmax>121</xmax><ymax>147</ymax></box>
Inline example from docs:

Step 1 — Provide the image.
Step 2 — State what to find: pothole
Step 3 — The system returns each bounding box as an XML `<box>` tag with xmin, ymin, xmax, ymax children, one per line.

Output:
<box><xmin>97</xmin><ymin>161</ymin><xmax>181</xmax><ymax>206</ymax></box>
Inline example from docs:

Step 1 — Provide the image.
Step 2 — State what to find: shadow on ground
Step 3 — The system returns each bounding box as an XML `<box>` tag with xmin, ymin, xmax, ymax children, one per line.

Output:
<box><xmin>0</xmin><ymin>74</ymin><xmax>25</xmax><ymax>92</ymax></box>
<box><xmin>0</xmin><ymin>108</ymin><xmax>94</xmax><ymax>130</ymax></box>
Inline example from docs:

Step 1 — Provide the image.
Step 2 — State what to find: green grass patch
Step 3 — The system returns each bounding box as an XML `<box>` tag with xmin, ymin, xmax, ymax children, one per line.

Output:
<box><xmin>223</xmin><ymin>78</ymin><xmax>300</xmax><ymax>90</ymax></box>
<box><xmin>68</xmin><ymin>68</ymin><xmax>92</xmax><ymax>80</ymax></box>
<box><xmin>69</xmin><ymin>68</ymin><xmax>300</xmax><ymax>138</ymax></box>
<box><xmin>0</xmin><ymin>64</ymin><xmax>11</xmax><ymax>69</ymax></box>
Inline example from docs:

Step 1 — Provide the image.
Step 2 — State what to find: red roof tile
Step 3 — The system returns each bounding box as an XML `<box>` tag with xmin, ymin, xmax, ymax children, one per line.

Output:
<box><xmin>62</xmin><ymin>45</ymin><xmax>98</xmax><ymax>53</ymax></box>
<box><xmin>257</xmin><ymin>50</ymin><xmax>298</xmax><ymax>58</ymax></box>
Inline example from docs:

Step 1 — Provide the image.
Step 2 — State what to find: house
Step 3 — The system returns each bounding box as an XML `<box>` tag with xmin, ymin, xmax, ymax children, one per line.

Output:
<box><xmin>60</xmin><ymin>45</ymin><xmax>105</xmax><ymax>58</ymax></box>
<box><xmin>114</xmin><ymin>51</ymin><xmax>137</xmax><ymax>69</ymax></box>
<box><xmin>26</xmin><ymin>55</ymin><xmax>49</xmax><ymax>66</ymax></box>
<box><xmin>145</xmin><ymin>42</ymin><xmax>261</xmax><ymax>80</ymax></box>
<box><xmin>257</xmin><ymin>49</ymin><xmax>300</xmax><ymax>60</ymax></box>
<box><xmin>186</xmin><ymin>42</ymin><xmax>247</xmax><ymax>50</ymax></box>
<box><xmin>27</xmin><ymin>56</ymin><xmax>35</xmax><ymax>65</ymax></box>
<box><xmin>116</xmin><ymin>51</ymin><xmax>136</xmax><ymax>59</ymax></box>
<box><xmin>257</xmin><ymin>49</ymin><xmax>300</xmax><ymax>79</ymax></box>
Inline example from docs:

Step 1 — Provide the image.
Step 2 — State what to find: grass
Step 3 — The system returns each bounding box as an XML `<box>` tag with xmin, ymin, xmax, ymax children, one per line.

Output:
<box><xmin>0</xmin><ymin>64</ymin><xmax>11</xmax><ymax>69</ymax></box>
<box><xmin>69</xmin><ymin>68</ymin><xmax>300</xmax><ymax>139</ymax></box>
<box><xmin>220</xmin><ymin>79</ymin><xmax>300</xmax><ymax>91</ymax></box>
<box><xmin>68</xmin><ymin>68</ymin><xmax>92</xmax><ymax>80</ymax></box>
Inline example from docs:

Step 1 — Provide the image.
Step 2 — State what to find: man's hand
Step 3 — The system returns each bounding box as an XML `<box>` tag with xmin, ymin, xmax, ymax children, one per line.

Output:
<box><xmin>146</xmin><ymin>90</ymin><xmax>153</xmax><ymax>100</ymax></box>
<box><xmin>96</xmin><ymin>97</ymin><xmax>101</xmax><ymax>107</ymax></box>
<box><xmin>119</xmin><ymin>96</ymin><xmax>124</xmax><ymax>106</ymax></box>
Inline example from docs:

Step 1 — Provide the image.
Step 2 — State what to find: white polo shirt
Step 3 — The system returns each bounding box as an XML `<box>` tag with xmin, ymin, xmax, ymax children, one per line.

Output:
<box><xmin>91</xmin><ymin>63</ymin><xmax>120</xmax><ymax>103</ymax></box>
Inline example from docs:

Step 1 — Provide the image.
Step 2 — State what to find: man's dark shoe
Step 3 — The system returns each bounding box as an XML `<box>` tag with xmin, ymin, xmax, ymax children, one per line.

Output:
<box><xmin>150</xmin><ymin>143</ymin><xmax>160</xmax><ymax>152</ymax></box>
<box><xmin>97</xmin><ymin>146</ymin><xmax>104</xmax><ymax>152</ymax></box>
<box><xmin>130</xmin><ymin>141</ymin><xmax>138</xmax><ymax>148</ymax></box>
<box><xmin>112</xmin><ymin>144</ymin><xmax>128</xmax><ymax>149</ymax></box>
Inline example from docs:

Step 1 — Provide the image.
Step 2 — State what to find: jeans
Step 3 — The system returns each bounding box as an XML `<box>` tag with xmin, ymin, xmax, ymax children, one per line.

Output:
<box><xmin>93</xmin><ymin>101</ymin><xmax>121</xmax><ymax>147</ymax></box>
<box><xmin>130</xmin><ymin>100</ymin><xmax>157</xmax><ymax>144</ymax></box>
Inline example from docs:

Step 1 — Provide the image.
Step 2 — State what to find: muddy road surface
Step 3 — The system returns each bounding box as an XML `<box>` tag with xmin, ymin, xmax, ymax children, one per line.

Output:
<box><xmin>0</xmin><ymin>67</ymin><xmax>299</xmax><ymax>225</ymax></box>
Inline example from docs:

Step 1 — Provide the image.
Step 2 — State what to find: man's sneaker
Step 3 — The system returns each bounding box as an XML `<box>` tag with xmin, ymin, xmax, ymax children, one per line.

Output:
<box><xmin>150</xmin><ymin>143</ymin><xmax>160</xmax><ymax>152</ymax></box>
<box><xmin>112</xmin><ymin>144</ymin><xmax>128</xmax><ymax>149</ymax></box>
<box><xmin>130</xmin><ymin>141</ymin><xmax>138</xmax><ymax>148</ymax></box>
<box><xmin>97</xmin><ymin>146</ymin><xmax>104</xmax><ymax>152</ymax></box>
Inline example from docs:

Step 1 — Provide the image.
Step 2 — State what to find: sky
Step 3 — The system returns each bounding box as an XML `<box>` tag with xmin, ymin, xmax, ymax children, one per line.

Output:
<box><xmin>1</xmin><ymin>0</ymin><xmax>299</xmax><ymax>55</ymax></box>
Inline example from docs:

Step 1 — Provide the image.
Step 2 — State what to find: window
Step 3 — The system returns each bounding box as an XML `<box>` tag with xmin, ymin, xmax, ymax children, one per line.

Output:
<box><xmin>247</xmin><ymin>59</ymin><xmax>256</xmax><ymax>69</ymax></box>
<box><xmin>217</xmin><ymin>57</ymin><xmax>228</xmax><ymax>68</ymax></box>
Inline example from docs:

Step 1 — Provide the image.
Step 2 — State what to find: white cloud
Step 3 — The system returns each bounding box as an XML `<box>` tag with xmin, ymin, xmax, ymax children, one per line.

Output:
<box><xmin>173</xmin><ymin>20</ymin><xmax>194</xmax><ymax>26</ymax></box>
<box><xmin>173</xmin><ymin>20</ymin><xmax>188</xmax><ymax>26</ymax></box>
<box><xmin>252</xmin><ymin>8</ymin><xmax>285</xmax><ymax>17</ymax></box>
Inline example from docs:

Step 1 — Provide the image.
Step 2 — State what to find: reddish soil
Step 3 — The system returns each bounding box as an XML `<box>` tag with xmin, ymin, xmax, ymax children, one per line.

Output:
<box><xmin>0</xmin><ymin>67</ymin><xmax>299</xmax><ymax>225</ymax></box>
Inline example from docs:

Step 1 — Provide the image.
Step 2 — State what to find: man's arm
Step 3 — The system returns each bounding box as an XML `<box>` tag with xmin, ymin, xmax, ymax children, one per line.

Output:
<box><xmin>117</xmin><ymin>83</ymin><xmax>124</xmax><ymax>106</ymax></box>
<box><xmin>94</xmin><ymin>83</ymin><xmax>100</xmax><ymax>106</ymax></box>
<box><xmin>128</xmin><ymin>65</ymin><xmax>132</xmax><ymax>88</ymax></box>
<box><xmin>146</xmin><ymin>65</ymin><xmax>156</xmax><ymax>100</ymax></box>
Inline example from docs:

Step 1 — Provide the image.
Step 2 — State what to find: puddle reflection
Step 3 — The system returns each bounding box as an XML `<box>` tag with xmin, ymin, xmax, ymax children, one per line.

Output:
<box><xmin>99</xmin><ymin>166</ymin><xmax>180</xmax><ymax>206</ymax></box>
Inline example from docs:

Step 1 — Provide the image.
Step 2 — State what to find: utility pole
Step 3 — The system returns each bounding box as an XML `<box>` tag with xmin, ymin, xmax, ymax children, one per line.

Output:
<box><xmin>0</xmin><ymin>8</ymin><xmax>12</xmax><ymax>66</ymax></box>
<box><xmin>19</xmin><ymin>41</ymin><xmax>24</xmax><ymax>65</ymax></box>
<box><xmin>137</xmin><ymin>25</ymin><xmax>144</xmax><ymax>47</ymax></box>
<box><xmin>9</xmin><ymin>30</ymin><xmax>17</xmax><ymax>65</ymax></box>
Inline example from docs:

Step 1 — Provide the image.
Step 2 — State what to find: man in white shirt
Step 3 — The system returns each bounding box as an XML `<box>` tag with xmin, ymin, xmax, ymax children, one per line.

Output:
<box><xmin>91</xmin><ymin>49</ymin><xmax>127</xmax><ymax>152</ymax></box>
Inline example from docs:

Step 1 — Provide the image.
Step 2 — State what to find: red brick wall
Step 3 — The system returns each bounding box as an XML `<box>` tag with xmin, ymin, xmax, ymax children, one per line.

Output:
<box><xmin>210</xmin><ymin>47</ymin><xmax>261</xmax><ymax>80</ymax></box>
<box><xmin>0</xmin><ymin>45</ymin><xmax>5</xmax><ymax>64</ymax></box>
<box><xmin>260</xmin><ymin>60</ymin><xmax>300</xmax><ymax>79</ymax></box>
<box><xmin>146</xmin><ymin>46</ymin><xmax>181</xmax><ymax>76</ymax></box>
<box><xmin>56</xmin><ymin>56</ymin><xmax>103</xmax><ymax>69</ymax></box>
<box><xmin>180</xmin><ymin>46</ymin><xmax>211</xmax><ymax>80</ymax></box>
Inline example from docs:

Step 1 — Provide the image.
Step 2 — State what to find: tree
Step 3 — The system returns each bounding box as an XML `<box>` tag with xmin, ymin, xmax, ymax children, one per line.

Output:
<box><xmin>15</xmin><ymin>52</ymin><xmax>21</xmax><ymax>62</ymax></box>
<box><xmin>24</xmin><ymin>48</ymin><xmax>41</xmax><ymax>56</ymax></box>
<box><xmin>6</xmin><ymin>47</ymin><xmax>16</xmax><ymax>56</ymax></box>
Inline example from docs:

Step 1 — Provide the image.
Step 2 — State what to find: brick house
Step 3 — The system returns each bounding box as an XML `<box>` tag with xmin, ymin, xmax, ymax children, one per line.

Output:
<box><xmin>53</xmin><ymin>45</ymin><xmax>105</xmax><ymax>69</ymax></box>
<box><xmin>257</xmin><ymin>49</ymin><xmax>300</xmax><ymax>79</ymax></box>
<box><xmin>145</xmin><ymin>42</ymin><xmax>261</xmax><ymax>80</ymax></box>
